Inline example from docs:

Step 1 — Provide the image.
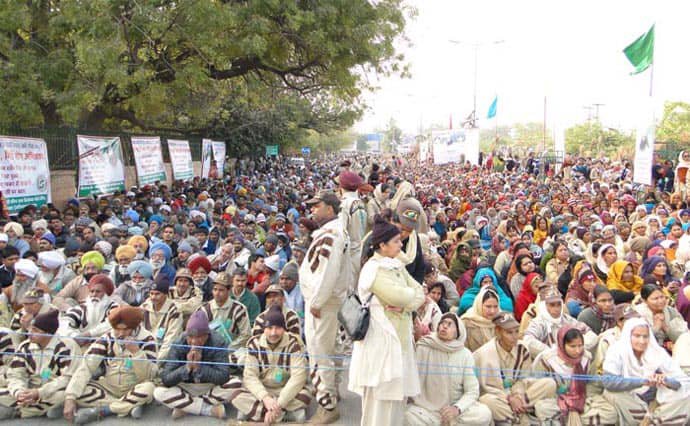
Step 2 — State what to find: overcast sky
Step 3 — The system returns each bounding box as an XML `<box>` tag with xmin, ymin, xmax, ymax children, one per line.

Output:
<box><xmin>354</xmin><ymin>0</ymin><xmax>690</xmax><ymax>136</ymax></box>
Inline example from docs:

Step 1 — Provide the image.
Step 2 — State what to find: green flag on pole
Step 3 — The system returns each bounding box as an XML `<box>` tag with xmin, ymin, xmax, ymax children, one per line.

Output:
<box><xmin>623</xmin><ymin>24</ymin><xmax>654</xmax><ymax>75</ymax></box>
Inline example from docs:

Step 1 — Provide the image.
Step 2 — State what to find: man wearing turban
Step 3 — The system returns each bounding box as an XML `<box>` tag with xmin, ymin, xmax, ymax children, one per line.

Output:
<box><xmin>53</xmin><ymin>250</ymin><xmax>106</xmax><ymax>311</ymax></box>
<box><xmin>58</xmin><ymin>275</ymin><xmax>119</xmax><ymax>346</ymax></box>
<box><xmin>64</xmin><ymin>306</ymin><xmax>157</xmax><ymax>423</ymax></box>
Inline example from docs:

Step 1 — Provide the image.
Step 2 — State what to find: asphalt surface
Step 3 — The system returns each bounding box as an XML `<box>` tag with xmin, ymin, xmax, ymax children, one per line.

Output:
<box><xmin>6</xmin><ymin>379</ymin><xmax>361</xmax><ymax>425</ymax></box>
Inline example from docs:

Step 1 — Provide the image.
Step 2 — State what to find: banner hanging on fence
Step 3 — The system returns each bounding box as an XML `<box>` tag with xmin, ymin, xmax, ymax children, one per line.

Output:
<box><xmin>211</xmin><ymin>140</ymin><xmax>226</xmax><ymax>178</ymax></box>
<box><xmin>131</xmin><ymin>136</ymin><xmax>166</xmax><ymax>186</ymax></box>
<box><xmin>167</xmin><ymin>139</ymin><xmax>194</xmax><ymax>181</ymax></box>
<box><xmin>77</xmin><ymin>135</ymin><xmax>125</xmax><ymax>197</ymax></box>
<box><xmin>0</xmin><ymin>136</ymin><xmax>51</xmax><ymax>213</ymax></box>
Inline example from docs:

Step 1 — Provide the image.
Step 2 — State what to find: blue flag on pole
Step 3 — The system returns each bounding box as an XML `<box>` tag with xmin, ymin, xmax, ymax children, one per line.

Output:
<box><xmin>487</xmin><ymin>96</ymin><xmax>498</xmax><ymax>119</ymax></box>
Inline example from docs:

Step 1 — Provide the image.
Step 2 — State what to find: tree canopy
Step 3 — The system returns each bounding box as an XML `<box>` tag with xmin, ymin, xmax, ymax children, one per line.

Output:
<box><xmin>0</xmin><ymin>0</ymin><xmax>411</xmax><ymax>148</ymax></box>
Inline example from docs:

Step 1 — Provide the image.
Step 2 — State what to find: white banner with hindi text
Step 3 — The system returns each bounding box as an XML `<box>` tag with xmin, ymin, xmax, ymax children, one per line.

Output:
<box><xmin>0</xmin><ymin>136</ymin><xmax>51</xmax><ymax>213</ymax></box>
<box><xmin>167</xmin><ymin>139</ymin><xmax>194</xmax><ymax>181</ymax></box>
<box><xmin>131</xmin><ymin>136</ymin><xmax>166</xmax><ymax>185</ymax></box>
<box><xmin>77</xmin><ymin>135</ymin><xmax>125</xmax><ymax>197</ymax></box>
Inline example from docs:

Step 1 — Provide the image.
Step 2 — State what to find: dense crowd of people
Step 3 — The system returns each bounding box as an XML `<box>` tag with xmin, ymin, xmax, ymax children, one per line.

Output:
<box><xmin>0</xmin><ymin>150</ymin><xmax>690</xmax><ymax>425</ymax></box>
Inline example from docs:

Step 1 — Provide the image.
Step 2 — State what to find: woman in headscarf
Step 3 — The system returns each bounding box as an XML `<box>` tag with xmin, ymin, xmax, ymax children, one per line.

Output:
<box><xmin>461</xmin><ymin>287</ymin><xmax>500</xmax><ymax>352</ymax></box>
<box><xmin>675</xmin><ymin>272</ymin><xmax>690</xmax><ymax>325</ymax></box>
<box><xmin>606</xmin><ymin>260</ymin><xmax>643</xmax><ymax>304</ymax></box>
<box><xmin>593</xmin><ymin>243</ymin><xmax>618</xmax><ymax>282</ymax></box>
<box><xmin>514</xmin><ymin>272</ymin><xmax>543</xmax><ymax>322</ymax></box>
<box><xmin>577</xmin><ymin>285</ymin><xmax>615</xmax><ymax>335</ymax></box>
<box><xmin>523</xmin><ymin>287</ymin><xmax>597</xmax><ymax>359</ymax></box>
<box><xmin>639</xmin><ymin>256</ymin><xmax>673</xmax><ymax>290</ymax></box>
<box><xmin>349</xmin><ymin>215</ymin><xmax>425</xmax><ymax>425</ymax></box>
<box><xmin>415</xmin><ymin>285</ymin><xmax>444</xmax><ymax>339</ymax></box>
<box><xmin>458</xmin><ymin>267</ymin><xmax>512</xmax><ymax>315</ymax></box>
<box><xmin>533</xmin><ymin>326</ymin><xmax>617</xmax><ymax>425</ymax></box>
<box><xmin>674</xmin><ymin>150</ymin><xmax>690</xmax><ymax>199</ymax></box>
<box><xmin>633</xmin><ymin>284</ymin><xmax>690</xmax><ymax>360</ymax></box>
<box><xmin>533</xmin><ymin>215</ymin><xmax>550</xmax><ymax>246</ymax></box>
<box><xmin>509</xmin><ymin>253</ymin><xmax>537</xmax><ymax>299</ymax></box>
<box><xmin>565</xmin><ymin>268</ymin><xmax>598</xmax><ymax>317</ymax></box>
<box><xmin>545</xmin><ymin>240</ymin><xmax>570</xmax><ymax>286</ymax></box>
<box><xmin>447</xmin><ymin>242</ymin><xmax>472</xmax><ymax>283</ymax></box>
<box><xmin>405</xmin><ymin>313</ymin><xmax>492</xmax><ymax>425</ymax></box>
<box><xmin>602</xmin><ymin>317</ymin><xmax>690</xmax><ymax>425</ymax></box>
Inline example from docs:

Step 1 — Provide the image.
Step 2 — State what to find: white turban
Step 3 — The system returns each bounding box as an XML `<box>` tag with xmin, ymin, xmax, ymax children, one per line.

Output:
<box><xmin>15</xmin><ymin>259</ymin><xmax>38</xmax><ymax>279</ymax></box>
<box><xmin>38</xmin><ymin>250</ymin><xmax>66</xmax><ymax>270</ymax></box>
<box><xmin>101</xmin><ymin>222</ymin><xmax>117</xmax><ymax>233</ymax></box>
<box><xmin>94</xmin><ymin>240</ymin><xmax>113</xmax><ymax>257</ymax></box>
<box><xmin>3</xmin><ymin>222</ymin><xmax>23</xmax><ymax>237</ymax></box>
<box><xmin>31</xmin><ymin>219</ymin><xmax>48</xmax><ymax>232</ymax></box>
<box><xmin>190</xmin><ymin>210</ymin><xmax>205</xmax><ymax>220</ymax></box>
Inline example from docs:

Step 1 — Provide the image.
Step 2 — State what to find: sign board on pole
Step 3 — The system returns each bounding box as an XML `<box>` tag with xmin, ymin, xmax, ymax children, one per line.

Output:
<box><xmin>211</xmin><ymin>141</ymin><xmax>226</xmax><ymax>179</ymax></box>
<box><xmin>77</xmin><ymin>135</ymin><xmax>125</xmax><ymax>197</ymax></box>
<box><xmin>201</xmin><ymin>138</ymin><xmax>213</xmax><ymax>179</ymax></box>
<box><xmin>167</xmin><ymin>139</ymin><xmax>194</xmax><ymax>181</ymax></box>
<box><xmin>0</xmin><ymin>136</ymin><xmax>51</xmax><ymax>213</ymax></box>
<box><xmin>431</xmin><ymin>129</ymin><xmax>480</xmax><ymax>165</ymax></box>
<box><xmin>633</xmin><ymin>122</ymin><xmax>655</xmax><ymax>185</ymax></box>
<box><xmin>301</xmin><ymin>147</ymin><xmax>311</xmax><ymax>156</ymax></box>
<box><xmin>265</xmin><ymin>145</ymin><xmax>279</xmax><ymax>156</ymax></box>
<box><xmin>131</xmin><ymin>136</ymin><xmax>166</xmax><ymax>185</ymax></box>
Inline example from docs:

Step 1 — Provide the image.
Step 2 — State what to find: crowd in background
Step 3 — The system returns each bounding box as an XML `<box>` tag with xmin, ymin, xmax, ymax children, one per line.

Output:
<box><xmin>0</xmin><ymin>150</ymin><xmax>690</xmax><ymax>425</ymax></box>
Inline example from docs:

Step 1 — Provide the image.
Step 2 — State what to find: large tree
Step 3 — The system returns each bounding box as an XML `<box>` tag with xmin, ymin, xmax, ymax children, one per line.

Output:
<box><xmin>0</xmin><ymin>0</ymin><xmax>410</xmax><ymax>135</ymax></box>
<box><xmin>657</xmin><ymin>101</ymin><xmax>690</xmax><ymax>144</ymax></box>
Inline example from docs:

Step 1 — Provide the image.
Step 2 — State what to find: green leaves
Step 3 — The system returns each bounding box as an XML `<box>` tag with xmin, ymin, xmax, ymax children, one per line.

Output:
<box><xmin>0</xmin><ymin>0</ymin><xmax>408</xmax><ymax>149</ymax></box>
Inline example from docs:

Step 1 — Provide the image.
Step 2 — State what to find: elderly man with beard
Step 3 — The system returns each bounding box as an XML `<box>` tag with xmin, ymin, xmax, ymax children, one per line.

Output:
<box><xmin>148</xmin><ymin>241</ymin><xmax>176</xmax><ymax>283</ymax></box>
<box><xmin>188</xmin><ymin>255</ymin><xmax>214</xmax><ymax>302</ymax></box>
<box><xmin>140</xmin><ymin>275</ymin><xmax>183</xmax><ymax>360</ymax></box>
<box><xmin>0</xmin><ymin>310</ymin><xmax>81</xmax><ymax>420</ymax></box>
<box><xmin>2</xmin><ymin>259</ymin><xmax>40</xmax><ymax>313</ymax></box>
<box><xmin>229</xmin><ymin>305</ymin><xmax>311</xmax><ymax>423</ymax></box>
<box><xmin>109</xmin><ymin>244</ymin><xmax>135</xmax><ymax>287</ymax></box>
<box><xmin>3</xmin><ymin>222</ymin><xmax>29</xmax><ymax>256</ymax></box>
<box><xmin>63</xmin><ymin>306</ymin><xmax>157</xmax><ymax>424</ymax></box>
<box><xmin>35</xmin><ymin>250</ymin><xmax>73</xmax><ymax>295</ymax></box>
<box><xmin>53</xmin><ymin>250</ymin><xmax>105</xmax><ymax>311</ymax></box>
<box><xmin>58</xmin><ymin>275</ymin><xmax>119</xmax><ymax>347</ymax></box>
<box><xmin>405</xmin><ymin>313</ymin><xmax>492</xmax><ymax>425</ymax></box>
<box><xmin>113</xmin><ymin>260</ymin><xmax>154</xmax><ymax>307</ymax></box>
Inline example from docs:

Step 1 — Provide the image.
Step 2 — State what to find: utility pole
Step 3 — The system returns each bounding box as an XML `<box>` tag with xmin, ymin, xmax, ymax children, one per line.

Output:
<box><xmin>448</xmin><ymin>39</ymin><xmax>505</xmax><ymax>128</ymax></box>
<box><xmin>592</xmin><ymin>103</ymin><xmax>605</xmax><ymax>122</ymax></box>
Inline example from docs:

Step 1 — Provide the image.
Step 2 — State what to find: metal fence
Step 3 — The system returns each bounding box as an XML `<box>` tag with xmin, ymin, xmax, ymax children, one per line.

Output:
<box><xmin>0</xmin><ymin>126</ymin><xmax>207</xmax><ymax>170</ymax></box>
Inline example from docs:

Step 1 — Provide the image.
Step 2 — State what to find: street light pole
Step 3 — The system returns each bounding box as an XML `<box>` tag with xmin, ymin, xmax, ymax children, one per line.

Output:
<box><xmin>448</xmin><ymin>39</ymin><xmax>505</xmax><ymax>128</ymax></box>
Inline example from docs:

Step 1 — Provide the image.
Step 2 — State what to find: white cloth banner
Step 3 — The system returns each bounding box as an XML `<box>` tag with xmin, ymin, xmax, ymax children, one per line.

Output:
<box><xmin>201</xmin><ymin>138</ymin><xmax>213</xmax><ymax>179</ymax></box>
<box><xmin>419</xmin><ymin>139</ymin><xmax>429</xmax><ymax>163</ymax></box>
<box><xmin>211</xmin><ymin>140</ymin><xmax>226</xmax><ymax>179</ymax></box>
<box><xmin>633</xmin><ymin>120</ymin><xmax>655</xmax><ymax>186</ymax></box>
<box><xmin>77</xmin><ymin>135</ymin><xmax>125</xmax><ymax>197</ymax></box>
<box><xmin>131</xmin><ymin>136</ymin><xmax>166</xmax><ymax>186</ymax></box>
<box><xmin>431</xmin><ymin>129</ymin><xmax>480</xmax><ymax>165</ymax></box>
<box><xmin>167</xmin><ymin>139</ymin><xmax>194</xmax><ymax>181</ymax></box>
<box><xmin>0</xmin><ymin>136</ymin><xmax>51</xmax><ymax>213</ymax></box>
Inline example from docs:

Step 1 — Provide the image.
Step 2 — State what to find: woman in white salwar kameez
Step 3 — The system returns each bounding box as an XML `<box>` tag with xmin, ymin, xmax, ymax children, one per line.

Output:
<box><xmin>602</xmin><ymin>317</ymin><xmax>690</xmax><ymax>425</ymax></box>
<box><xmin>349</xmin><ymin>216</ymin><xmax>425</xmax><ymax>426</ymax></box>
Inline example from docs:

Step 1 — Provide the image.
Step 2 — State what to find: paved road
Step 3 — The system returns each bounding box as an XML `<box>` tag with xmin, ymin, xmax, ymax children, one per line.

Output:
<box><xmin>6</xmin><ymin>380</ymin><xmax>361</xmax><ymax>425</ymax></box>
